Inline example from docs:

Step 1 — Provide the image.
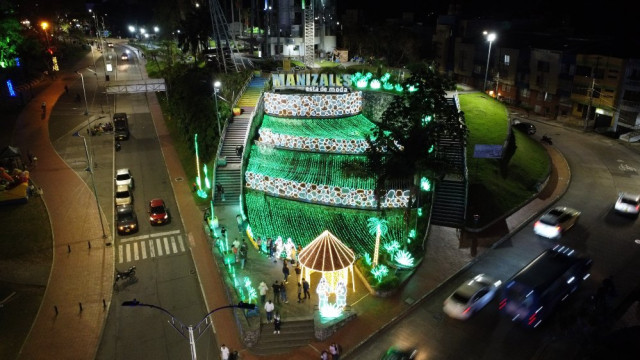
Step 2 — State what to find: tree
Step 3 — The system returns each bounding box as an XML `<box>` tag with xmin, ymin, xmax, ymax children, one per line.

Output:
<box><xmin>367</xmin><ymin>62</ymin><xmax>467</xmax><ymax>208</ymax></box>
<box><xmin>0</xmin><ymin>15</ymin><xmax>23</xmax><ymax>68</ymax></box>
<box><xmin>177</xmin><ymin>2</ymin><xmax>212</xmax><ymax>63</ymax></box>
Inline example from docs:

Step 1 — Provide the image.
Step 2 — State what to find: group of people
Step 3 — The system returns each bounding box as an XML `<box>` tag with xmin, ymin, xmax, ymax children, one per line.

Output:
<box><xmin>230</xmin><ymin>238</ymin><xmax>248</xmax><ymax>269</ymax></box>
<box><xmin>321</xmin><ymin>342</ymin><xmax>342</xmax><ymax>360</ymax></box>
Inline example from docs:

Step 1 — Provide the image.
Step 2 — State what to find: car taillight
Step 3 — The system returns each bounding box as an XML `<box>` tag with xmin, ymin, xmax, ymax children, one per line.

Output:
<box><xmin>555</xmin><ymin>226</ymin><xmax>561</xmax><ymax>232</ymax></box>
<box><xmin>463</xmin><ymin>307</ymin><xmax>471</xmax><ymax>314</ymax></box>
<box><xmin>528</xmin><ymin>313</ymin><xmax>537</xmax><ymax>326</ymax></box>
<box><xmin>498</xmin><ymin>298</ymin><xmax>507</xmax><ymax>310</ymax></box>
<box><xmin>534</xmin><ymin>221</ymin><xmax>540</xmax><ymax>227</ymax></box>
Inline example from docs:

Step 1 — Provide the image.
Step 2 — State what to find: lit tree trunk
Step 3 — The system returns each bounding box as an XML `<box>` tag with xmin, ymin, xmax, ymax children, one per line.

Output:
<box><xmin>373</xmin><ymin>226</ymin><xmax>380</xmax><ymax>267</ymax></box>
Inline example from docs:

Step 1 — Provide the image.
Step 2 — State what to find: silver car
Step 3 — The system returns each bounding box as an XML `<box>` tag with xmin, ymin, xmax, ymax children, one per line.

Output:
<box><xmin>614</xmin><ymin>192</ymin><xmax>640</xmax><ymax>216</ymax></box>
<box><xmin>115</xmin><ymin>168</ymin><xmax>134</xmax><ymax>189</ymax></box>
<box><xmin>115</xmin><ymin>185</ymin><xmax>133</xmax><ymax>206</ymax></box>
<box><xmin>443</xmin><ymin>274</ymin><xmax>502</xmax><ymax>320</ymax></box>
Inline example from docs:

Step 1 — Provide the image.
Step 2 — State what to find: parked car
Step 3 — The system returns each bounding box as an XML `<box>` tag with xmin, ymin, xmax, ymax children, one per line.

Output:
<box><xmin>116</xmin><ymin>204</ymin><xmax>138</xmax><ymax>235</ymax></box>
<box><xmin>443</xmin><ymin>274</ymin><xmax>502</xmax><ymax>320</ymax></box>
<box><xmin>533</xmin><ymin>206</ymin><xmax>581</xmax><ymax>239</ymax></box>
<box><xmin>380</xmin><ymin>347</ymin><xmax>417</xmax><ymax>360</ymax></box>
<box><xmin>115</xmin><ymin>185</ymin><xmax>133</xmax><ymax>206</ymax></box>
<box><xmin>115</xmin><ymin>168</ymin><xmax>134</xmax><ymax>189</ymax></box>
<box><xmin>614</xmin><ymin>192</ymin><xmax>640</xmax><ymax>216</ymax></box>
<box><xmin>512</xmin><ymin>120</ymin><xmax>536</xmax><ymax>135</ymax></box>
<box><xmin>148</xmin><ymin>198</ymin><xmax>170</xmax><ymax>225</ymax></box>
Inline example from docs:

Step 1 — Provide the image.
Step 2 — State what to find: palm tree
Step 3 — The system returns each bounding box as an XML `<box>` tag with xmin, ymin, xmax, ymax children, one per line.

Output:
<box><xmin>367</xmin><ymin>217</ymin><xmax>388</xmax><ymax>267</ymax></box>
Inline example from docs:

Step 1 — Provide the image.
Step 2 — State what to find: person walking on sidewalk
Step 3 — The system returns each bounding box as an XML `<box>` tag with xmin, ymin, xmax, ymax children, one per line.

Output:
<box><xmin>302</xmin><ymin>278</ymin><xmax>311</xmax><ymax>299</ymax></box>
<box><xmin>264</xmin><ymin>300</ymin><xmax>275</xmax><ymax>323</ymax></box>
<box><xmin>282</xmin><ymin>261</ymin><xmax>290</xmax><ymax>283</ymax></box>
<box><xmin>272</xmin><ymin>280</ymin><xmax>281</xmax><ymax>304</ymax></box>
<box><xmin>329</xmin><ymin>343</ymin><xmax>341</xmax><ymax>360</ymax></box>
<box><xmin>239</xmin><ymin>244</ymin><xmax>248</xmax><ymax>269</ymax></box>
<box><xmin>295</xmin><ymin>263</ymin><xmax>301</xmax><ymax>282</ymax></box>
<box><xmin>321</xmin><ymin>350</ymin><xmax>329</xmax><ymax>360</ymax></box>
<box><xmin>297</xmin><ymin>282</ymin><xmax>303</xmax><ymax>303</ymax></box>
<box><xmin>273</xmin><ymin>312</ymin><xmax>282</xmax><ymax>334</ymax></box>
<box><xmin>220</xmin><ymin>344</ymin><xmax>230</xmax><ymax>360</ymax></box>
<box><xmin>280</xmin><ymin>281</ymin><xmax>289</xmax><ymax>303</ymax></box>
<box><xmin>258</xmin><ymin>281</ymin><xmax>269</xmax><ymax>304</ymax></box>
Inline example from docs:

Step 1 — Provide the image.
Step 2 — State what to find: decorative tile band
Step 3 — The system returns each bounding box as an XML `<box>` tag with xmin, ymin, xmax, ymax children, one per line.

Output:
<box><xmin>257</xmin><ymin>129</ymin><xmax>371</xmax><ymax>154</ymax></box>
<box><xmin>264</xmin><ymin>91</ymin><xmax>363</xmax><ymax>117</ymax></box>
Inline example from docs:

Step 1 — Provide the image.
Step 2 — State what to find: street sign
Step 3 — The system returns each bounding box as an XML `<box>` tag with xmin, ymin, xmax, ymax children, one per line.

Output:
<box><xmin>473</xmin><ymin>144</ymin><xmax>503</xmax><ymax>159</ymax></box>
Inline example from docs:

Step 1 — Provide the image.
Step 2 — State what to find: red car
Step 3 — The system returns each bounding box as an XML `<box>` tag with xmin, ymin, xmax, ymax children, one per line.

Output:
<box><xmin>148</xmin><ymin>198</ymin><xmax>170</xmax><ymax>225</ymax></box>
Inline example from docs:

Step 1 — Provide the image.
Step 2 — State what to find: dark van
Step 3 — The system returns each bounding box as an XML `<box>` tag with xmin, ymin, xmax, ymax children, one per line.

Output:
<box><xmin>498</xmin><ymin>245</ymin><xmax>592</xmax><ymax>328</ymax></box>
<box><xmin>113</xmin><ymin>112</ymin><xmax>129</xmax><ymax>140</ymax></box>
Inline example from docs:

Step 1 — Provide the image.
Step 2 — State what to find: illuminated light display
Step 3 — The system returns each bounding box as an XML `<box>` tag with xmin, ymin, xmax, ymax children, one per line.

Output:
<box><xmin>371</xmin><ymin>264</ymin><xmax>389</xmax><ymax>282</ymax></box>
<box><xmin>383</xmin><ymin>240</ymin><xmax>401</xmax><ymax>255</ymax></box>
<box><xmin>367</xmin><ymin>217</ymin><xmax>388</xmax><ymax>267</ymax></box>
<box><xmin>6</xmin><ymin>80</ymin><xmax>16</xmax><ymax>97</ymax></box>
<box><xmin>363</xmin><ymin>253</ymin><xmax>372</xmax><ymax>266</ymax></box>
<box><xmin>263</xmin><ymin>92</ymin><xmax>363</xmax><ymax>117</ymax></box>
<box><xmin>420</xmin><ymin>177</ymin><xmax>432</xmax><ymax>192</ymax></box>
<box><xmin>394</xmin><ymin>250</ymin><xmax>415</xmax><ymax>268</ymax></box>
<box><xmin>297</xmin><ymin>230</ymin><xmax>356</xmax><ymax>317</ymax></box>
<box><xmin>52</xmin><ymin>57</ymin><xmax>59</xmax><ymax>71</ymax></box>
<box><xmin>193</xmin><ymin>134</ymin><xmax>208</xmax><ymax>199</ymax></box>
<box><xmin>370</xmin><ymin>79</ymin><xmax>381</xmax><ymax>89</ymax></box>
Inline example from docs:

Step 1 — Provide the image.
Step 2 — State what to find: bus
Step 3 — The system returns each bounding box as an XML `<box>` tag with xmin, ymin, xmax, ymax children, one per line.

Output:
<box><xmin>498</xmin><ymin>245</ymin><xmax>592</xmax><ymax>328</ymax></box>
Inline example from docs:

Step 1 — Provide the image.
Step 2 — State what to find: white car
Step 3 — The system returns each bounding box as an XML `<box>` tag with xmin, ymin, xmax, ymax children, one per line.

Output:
<box><xmin>443</xmin><ymin>274</ymin><xmax>502</xmax><ymax>320</ymax></box>
<box><xmin>115</xmin><ymin>185</ymin><xmax>133</xmax><ymax>206</ymax></box>
<box><xmin>533</xmin><ymin>206</ymin><xmax>581</xmax><ymax>240</ymax></box>
<box><xmin>614</xmin><ymin>192</ymin><xmax>640</xmax><ymax>216</ymax></box>
<box><xmin>115</xmin><ymin>168</ymin><xmax>134</xmax><ymax>189</ymax></box>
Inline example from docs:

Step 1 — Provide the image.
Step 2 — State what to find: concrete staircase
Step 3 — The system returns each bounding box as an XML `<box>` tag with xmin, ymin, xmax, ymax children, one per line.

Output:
<box><xmin>214</xmin><ymin>76</ymin><xmax>267</xmax><ymax>205</ymax></box>
<box><xmin>250</xmin><ymin>318</ymin><xmax>315</xmax><ymax>356</ymax></box>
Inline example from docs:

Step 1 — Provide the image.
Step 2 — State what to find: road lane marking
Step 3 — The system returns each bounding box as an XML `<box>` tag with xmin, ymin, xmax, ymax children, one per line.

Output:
<box><xmin>149</xmin><ymin>239</ymin><xmax>155</xmax><ymax>257</ymax></box>
<box><xmin>163</xmin><ymin>237</ymin><xmax>170</xmax><ymax>254</ymax></box>
<box><xmin>134</xmin><ymin>242</ymin><xmax>139</xmax><ymax>261</ymax></box>
<box><xmin>118</xmin><ymin>245</ymin><xmax>123</xmax><ymax>264</ymax></box>
<box><xmin>171</xmin><ymin>237</ymin><xmax>178</xmax><ymax>253</ymax></box>
<box><xmin>156</xmin><ymin>238</ymin><xmax>163</xmax><ymax>256</ymax></box>
<box><xmin>141</xmin><ymin>241</ymin><xmax>147</xmax><ymax>259</ymax></box>
<box><xmin>178</xmin><ymin>235</ymin><xmax>185</xmax><ymax>252</ymax></box>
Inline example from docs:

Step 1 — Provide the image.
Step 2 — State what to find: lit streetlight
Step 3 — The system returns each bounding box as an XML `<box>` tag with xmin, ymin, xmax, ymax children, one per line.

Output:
<box><xmin>213</xmin><ymin>81</ymin><xmax>222</xmax><ymax>136</ymax></box>
<box><xmin>483</xmin><ymin>31</ymin><xmax>497</xmax><ymax>93</ymax></box>
<box><xmin>154</xmin><ymin>26</ymin><xmax>159</xmax><ymax>33</ymax></box>
<box><xmin>122</xmin><ymin>299</ymin><xmax>256</xmax><ymax>360</ymax></box>
<box><xmin>128</xmin><ymin>25</ymin><xmax>136</xmax><ymax>37</ymax></box>
<box><xmin>40</xmin><ymin>21</ymin><xmax>51</xmax><ymax>48</ymax></box>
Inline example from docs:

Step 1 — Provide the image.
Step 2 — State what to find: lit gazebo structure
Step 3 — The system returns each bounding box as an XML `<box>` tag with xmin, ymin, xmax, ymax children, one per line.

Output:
<box><xmin>297</xmin><ymin>230</ymin><xmax>356</xmax><ymax>312</ymax></box>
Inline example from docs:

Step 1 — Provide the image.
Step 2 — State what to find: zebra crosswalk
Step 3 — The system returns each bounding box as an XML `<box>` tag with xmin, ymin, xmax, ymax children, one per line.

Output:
<box><xmin>118</xmin><ymin>231</ymin><xmax>187</xmax><ymax>264</ymax></box>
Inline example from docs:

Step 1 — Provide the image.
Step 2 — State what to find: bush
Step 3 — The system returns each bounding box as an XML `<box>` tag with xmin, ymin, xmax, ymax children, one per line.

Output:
<box><xmin>375</xmin><ymin>275</ymin><xmax>400</xmax><ymax>291</ymax></box>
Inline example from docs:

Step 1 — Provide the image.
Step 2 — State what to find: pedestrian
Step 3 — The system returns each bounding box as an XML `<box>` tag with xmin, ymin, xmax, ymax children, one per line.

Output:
<box><xmin>282</xmin><ymin>262</ymin><xmax>290</xmax><ymax>283</ymax></box>
<box><xmin>258</xmin><ymin>281</ymin><xmax>269</xmax><ymax>304</ymax></box>
<box><xmin>321</xmin><ymin>350</ymin><xmax>329</xmax><ymax>360</ymax></box>
<box><xmin>268</xmin><ymin>238</ymin><xmax>274</xmax><ymax>258</ymax></box>
<box><xmin>221</xmin><ymin>226</ymin><xmax>227</xmax><ymax>239</ymax></box>
<box><xmin>273</xmin><ymin>312</ymin><xmax>281</xmax><ymax>334</ymax></box>
<box><xmin>256</xmin><ymin>236</ymin><xmax>263</xmax><ymax>254</ymax></box>
<box><xmin>264</xmin><ymin>300</ymin><xmax>275</xmax><ymax>323</ymax></box>
<box><xmin>220</xmin><ymin>184</ymin><xmax>225</xmax><ymax>201</ymax></box>
<box><xmin>64</xmin><ymin>84</ymin><xmax>69</xmax><ymax>94</ymax></box>
<box><xmin>272</xmin><ymin>280</ymin><xmax>281</xmax><ymax>304</ymax></box>
<box><xmin>239</xmin><ymin>245</ymin><xmax>247</xmax><ymax>269</ymax></box>
<box><xmin>233</xmin><ymin>238</ymin><xmax>241</xmax><ymax>250</ymax></box>
<box><xmin>232</xmin><ymin>245</ymin><xmax>239</xmax><ymax>263</ymax></box>
<box><xmin>329</xmin><ymin>343</ymin><xmax>340</xmax><ymax>360</ymax></box>
<box><xmin>302</xmin><ymin>278</ymin><xmax>310</xmax><ymax>299</ymax></box>
<box><xmin>297</xmin><ymin>282</ymin><xmax>303</xmax><ymax>303</ymax></box>
<box><xmin>220</xmin><ymin>344</ymin><xmax>230</xmax><ymax>360</ymax></box>
<box><xmin>295</xmin><ymin>263</ymin><xmax>301</xmax><ymax>280</ymax></box>
<box><xmin>280</xmin><ymin>282</ymin><xmax>289</xmax><ymax>303</ymax></box>
<box><xmin>27</xmin><ymin>150</ymin><xmax>34</xmax><ymax>165</ymax></box>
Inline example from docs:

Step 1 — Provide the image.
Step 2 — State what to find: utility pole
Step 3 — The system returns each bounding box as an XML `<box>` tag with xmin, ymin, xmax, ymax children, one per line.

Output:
<box><xmin>584</xmin><ymin>57</ymin><xmax>599</xmax><ymax>131</ymax></box>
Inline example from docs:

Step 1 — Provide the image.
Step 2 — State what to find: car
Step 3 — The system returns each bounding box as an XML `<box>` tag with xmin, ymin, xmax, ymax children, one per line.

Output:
<box><xmin>107</xmin><ymin>42</ymin><xmax>114</xmax><ymax>48</ymax></box>
<box><xmin>512</xmin><ymin>120</ymin><xmax>536</xmax><ymax>135</ymax></box>
<box><xmin>614</xmin><ymin>192</ymin><xmax>640</xmax><ymax>216</ymax></box>
<box><xmin>533</xmin><ymin>206</ymin><xmax>581</xmax><ymax>239</ymax></box>
<box><xmin>115</xmin><ymin>185</ymin><xmax>133</xmax><ymax>206</ymax></box>
<box><xmin>115</xmin><ymin>168</ymin><xmax>134</xmax><ymax>189</ymax></box>
<box><xmin>380</xmin><ymin>347</ymin><xmax>417</xmax><ymax>360</ymax></box>
<box><xmin>121</xmin><ymin>52</ymin><xmax>129</xmax><ymax>61</ymax></box>
<box><xmin>443</xmin><ymin>274</ymin><xmax>502</xmax><ymax>320</ymax></box>
<box><xmin>148</xmin><ymin>198</ymin><xmax>170</xmax><ymax>225</ymax></box>
<box><xmin>116</xmin><ymin>204</ymin><xmax>138</xmax><ymax>235</ymax></box>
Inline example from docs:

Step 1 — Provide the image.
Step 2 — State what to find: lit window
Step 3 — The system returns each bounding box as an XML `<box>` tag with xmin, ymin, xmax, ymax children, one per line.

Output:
<box><xmin>504</xmin><ymin>54</ymin><xmax>510</xmax><ymax>66</ymax></box>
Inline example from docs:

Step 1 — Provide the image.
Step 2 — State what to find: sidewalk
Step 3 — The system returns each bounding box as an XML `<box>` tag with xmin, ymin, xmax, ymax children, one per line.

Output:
<box><xmin>12</xmin><ymin>57</ymin><xmax>114</xmax><ymax>359</ymax></box>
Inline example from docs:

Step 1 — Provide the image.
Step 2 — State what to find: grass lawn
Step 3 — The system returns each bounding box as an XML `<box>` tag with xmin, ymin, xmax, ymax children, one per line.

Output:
<box><xmin>459</xmin><ymin>93</ymin><xmax>550</xmax><ymax>226</ymax></box>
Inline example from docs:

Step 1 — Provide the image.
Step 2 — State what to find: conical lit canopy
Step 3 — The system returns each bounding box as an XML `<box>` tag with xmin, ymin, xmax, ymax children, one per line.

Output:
<box><xmin>298</xmin><ymin>230</ymin><xmax>355</xmax><ymax>272</ymax></box>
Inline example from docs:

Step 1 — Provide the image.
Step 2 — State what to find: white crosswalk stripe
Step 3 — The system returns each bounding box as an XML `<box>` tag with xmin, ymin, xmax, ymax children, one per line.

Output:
<box><xmin>117</xmin><ymin>233</ymin><xmax>187</xmax><ymax>264</ymax></box>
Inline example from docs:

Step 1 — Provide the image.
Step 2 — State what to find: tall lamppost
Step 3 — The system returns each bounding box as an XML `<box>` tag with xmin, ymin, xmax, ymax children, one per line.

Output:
<box><xmin>73</xmin><ymin>132</ymin><xmax>107</xmax><ymax>239</ymax></box>
<box><xmin>40</xmin><ymin>21</ymin><xmax>51</xmax><ymax>49</ymax></box>
<box><xmin>122</xmin><ymin>299</ymin><xmax>256</xmax><ymax>360</ymax></box>
<box><xmin>483</xmin><ymin>31</ymin><xmax>497</xmax><ymax>93</ymax></box>
<box><xmin>128</xmin><ymin>25</ymin><xmax>136</xmax><ymax>39</ymax></box>
<box><xmin>75</xmin><ymin>70</ymin><xmax>89</xmax><ymax>115</ymax></box>
<box><xmin>213</xmin><ymin>81</ymin><xmax>222</xmax><ymax>136</ymax></box>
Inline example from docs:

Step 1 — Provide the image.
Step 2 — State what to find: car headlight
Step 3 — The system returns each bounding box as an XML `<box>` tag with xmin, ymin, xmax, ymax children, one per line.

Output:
<box><xmin>164</xmin><ymin>214</ymin><xmax>168</xmax><ymax>219</ymax></box>
<box><xmin>118</xmin><ymin>225</ymin><xmax>124</xmax><ymax>230</ymax></box>
<box><xmin>131</xmin><ymin>224</ymin><xmax>136</xmax><ymax>228</ymax></box>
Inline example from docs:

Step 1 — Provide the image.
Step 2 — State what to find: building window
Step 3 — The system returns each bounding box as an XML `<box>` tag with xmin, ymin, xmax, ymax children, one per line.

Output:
<box><xmin>504</xmin><ymin>54</ymin><xmax>510</xmax><ymax>66</ymax></box>
<box><xmin>521</xmin><ymin>88</ymin><xmax>530</xmax><ymax>98</ymax></box>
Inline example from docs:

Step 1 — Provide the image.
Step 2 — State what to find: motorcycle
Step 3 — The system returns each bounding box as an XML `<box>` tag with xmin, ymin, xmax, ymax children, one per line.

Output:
<box><xmin>115</xmin><ymin>266</ymin><xmax>136</xmax><ymax>282</ymax></box>
<box><xmin>541</xmin><ymin>135</ymin><xmax>553</xmax><ymax>145</ymax></box>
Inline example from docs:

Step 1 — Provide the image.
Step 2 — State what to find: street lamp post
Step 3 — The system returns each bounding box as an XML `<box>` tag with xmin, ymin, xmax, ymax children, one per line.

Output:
<box><xmin>74</xmin><ymin>132</ymin><xmax>107</xmax><ymax>239</ymax></box>
<box><xmin>122</xmin><ymin>299</ymin><xmax>256</xmax><ymax>360</ymax></box>
<box><xmin>76</xmin><ymin>71</ymin><xmax>89</xmax><ymax>115</ymax></box>
<box><xmin>40</xmin><ymin>22</ymin><xmax>51</xmax><ymax>49</ymax></box>
<box><xmin>483</xmin><ymin>31</ymin><xmax>497</xmax><ymax>93</ymax></box>
<box><xmin>213</xmin><ymin>81</ymin><xmax>222</xmax><ymax>136</ymax></box>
